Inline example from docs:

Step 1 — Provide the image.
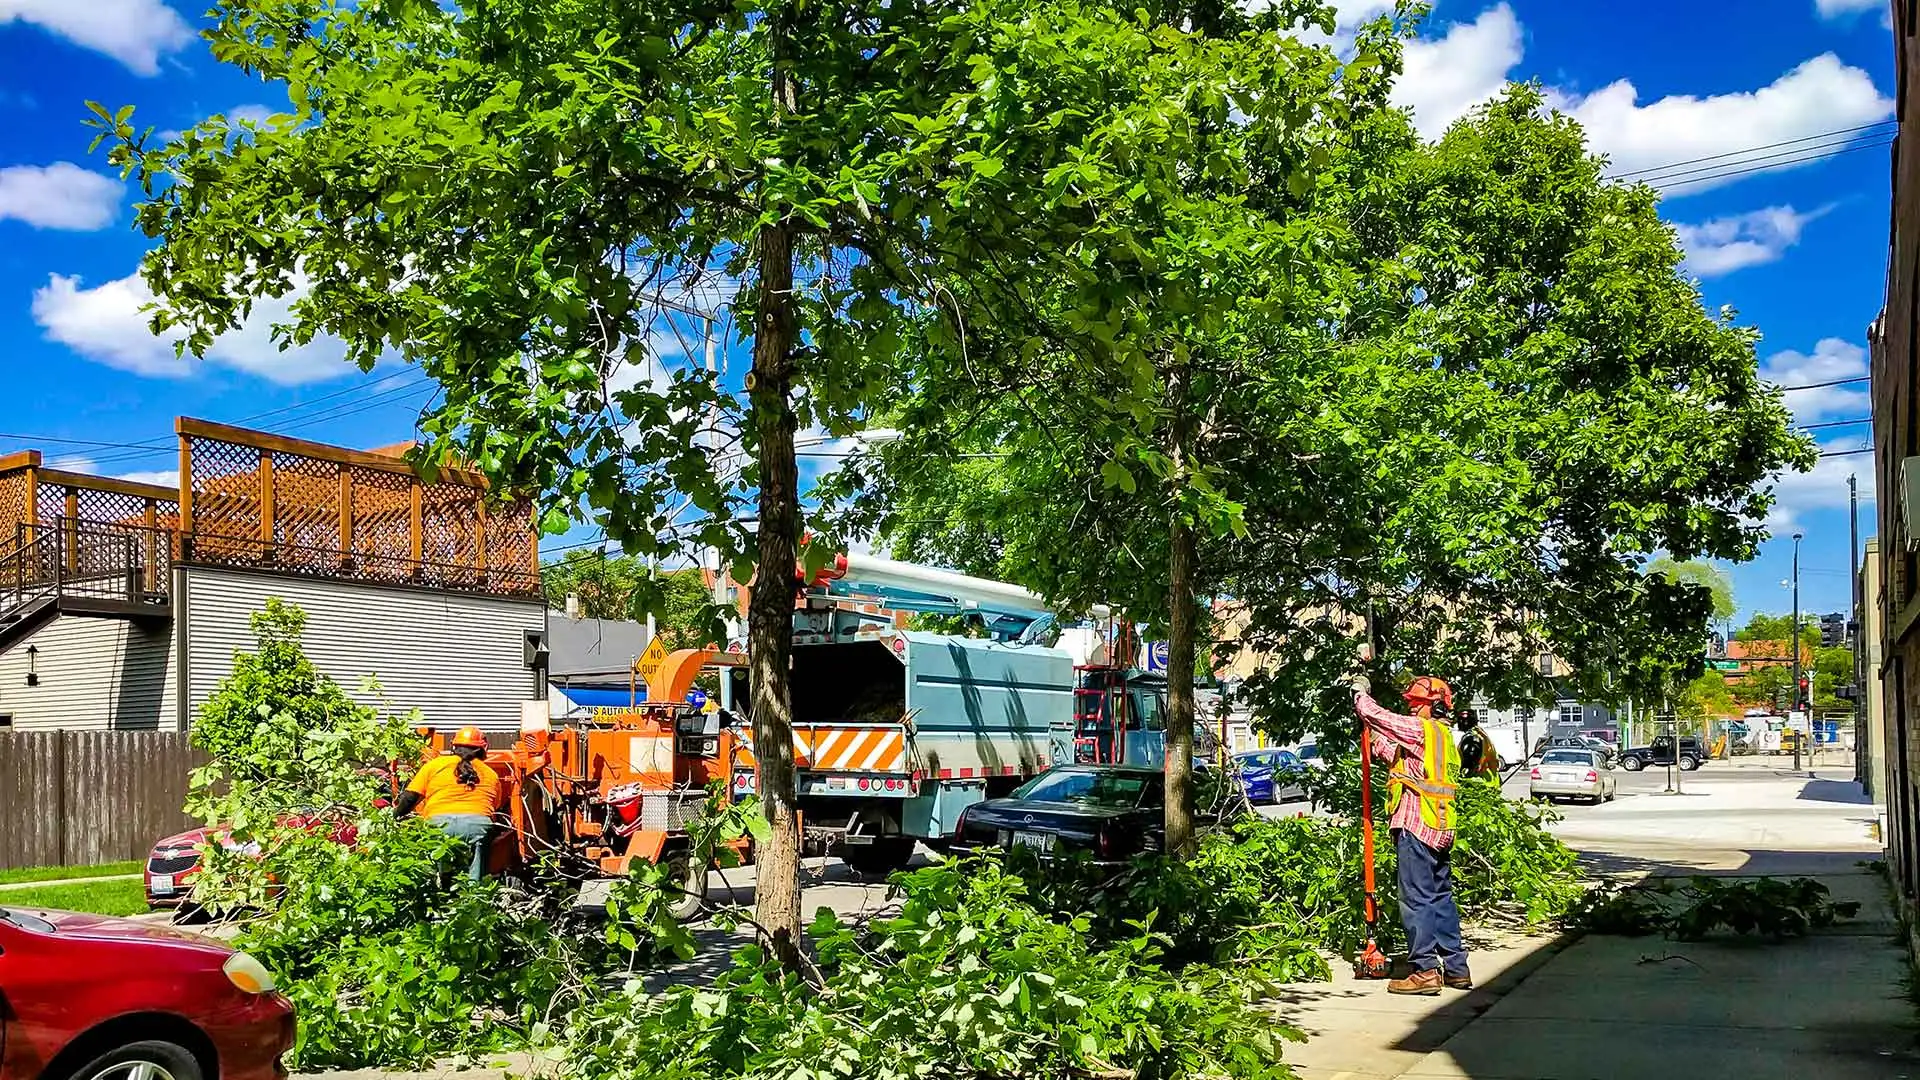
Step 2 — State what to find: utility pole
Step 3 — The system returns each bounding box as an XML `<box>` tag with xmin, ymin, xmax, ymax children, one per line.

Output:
<box><xmin>1850</xmin><ymin>473</ymin><xmax>1862</xmax><ymax>757</ymax></box>
<box><xmin>1792</xmin><ymin>530</ymin><xmax>1805</xmax><ymax>772</ymax></box>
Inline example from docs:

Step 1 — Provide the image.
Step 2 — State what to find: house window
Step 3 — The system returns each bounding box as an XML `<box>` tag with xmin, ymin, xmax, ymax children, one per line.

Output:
<box><xmin>1558</xmin><ymin>701</ymin><xmax>1582</xmax><ymax>729</ymax></box>
<box><xmin>0</xmin><ymin>714</ymin><xmax>12</xmax><ymax>727</ymax></box>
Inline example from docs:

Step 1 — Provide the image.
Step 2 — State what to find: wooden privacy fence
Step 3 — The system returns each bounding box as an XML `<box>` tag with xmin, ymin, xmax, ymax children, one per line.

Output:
<box><xmin>0</xmin><ymin>731</ymin><xmax>206</xmax><ymax>870</ymax></box>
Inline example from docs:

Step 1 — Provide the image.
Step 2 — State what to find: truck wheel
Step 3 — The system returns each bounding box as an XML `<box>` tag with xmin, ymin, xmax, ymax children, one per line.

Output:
<box><xmin>1678</xmin><ymin>756</ymin><xmax>1699</xmax><ymax>772</ymax></box>
<box><xmin>840</xmin><ymin>837</ymin><xmax>915</xmax><ymax>881</ymax></box>
<box><xmin>1620</xmin><ymin>757</ymin><xmax>1643</xmax><ymax>772</ymax></box>
<box><xmin>664</xmin><ymin>854</ymin><xmax>707</xmax><ymax>922</ymax></box>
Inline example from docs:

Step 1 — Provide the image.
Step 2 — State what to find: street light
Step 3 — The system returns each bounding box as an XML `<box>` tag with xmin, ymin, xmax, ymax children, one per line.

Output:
<box><xmin>1792</xmin><ymin>530</ymin><xmax>1804</xmax><ymax>772</ymax></box>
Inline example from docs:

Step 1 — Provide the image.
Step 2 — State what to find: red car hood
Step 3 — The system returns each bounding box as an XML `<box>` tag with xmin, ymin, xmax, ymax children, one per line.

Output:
<box><xmin>18</xmin><ymin>909</ymin><xmax>232</xmax><ymax>956</ymax></box>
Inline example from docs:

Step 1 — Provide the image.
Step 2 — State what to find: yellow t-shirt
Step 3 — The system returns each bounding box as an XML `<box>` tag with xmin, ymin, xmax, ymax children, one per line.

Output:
<box><xmin>407</xmin><ymin>754</ymin><xmax>502</xmax><ymax>818</ymax></box>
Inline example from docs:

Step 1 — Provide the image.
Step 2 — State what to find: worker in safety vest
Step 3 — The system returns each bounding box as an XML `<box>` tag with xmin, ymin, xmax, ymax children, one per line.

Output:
<box><xmin>1455</xmin><ymin>708</ymin><xmax>1502</xmax><ymax>780</ymax></box>
<box><xmin>394</xmin><ymin>727</ymin><xmax>502</xmax><ymax>880</ymax></box>
<box><xmin>1355</xmin><ymin>675</ymin><xmax>1469</xmax><ymax>995</ymax></box>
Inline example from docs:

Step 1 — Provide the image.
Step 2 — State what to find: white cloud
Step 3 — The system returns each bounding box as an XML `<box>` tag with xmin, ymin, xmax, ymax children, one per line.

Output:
<box><xmin>1814</xmin><ymin>0</ymin><xmax>1881</xmax><ymax>16</ymax></box>
<box><xmin>115</xmin><ymin>468</ymin><xmax>179</xmax><ymax>488</ymax></box>
<box><xmin>31</xmin><ymin>270</ymin><xmax>357</xmax><ymax>386</ymax></box>
<box><xmin>1391</xmin><ymin>4</ymin><xmax>1523</xmax><ymax>140</ymax></box>
<box><xmin>1673</xmin><ymin>204</ymin><xmax>1830</xmax><ymax>277</ymax></box>
<box><xmin>0</xmin><ymin>163</ymin><xmax>121</xmax><ymax>230</ymax></box>
<box><xmin>1559</xmin><ymin>54</ymin><xmax>1893</xmax><ymax>194</ymax></box>
<box><xmin>228</xmin><ymin>103</ymin><xmax>275</xmax><ymax>127</ymax></box>
<box><xmin>1372</xmin><ymin>4</ymin><xmax>1892</xmax><ymax>197</ymax></box>
<box><xmin>1758</xmin><ymin>338</ymin><xmax>1870</xmax><ymax>422</ymax></box>
<box><xmin>45</xmin><ymin>455</ymin><xmax>95</xmax><ymax>472</ymax></box>
<box><xmin>1765</xmin><ymin>439</ymin><xmax>1874</xmax><ymax>532</ymax></box>
<box><xmin>0</xmin><ymin>0</ymin><xmax>194</xmax><ymax>76</ymax></box>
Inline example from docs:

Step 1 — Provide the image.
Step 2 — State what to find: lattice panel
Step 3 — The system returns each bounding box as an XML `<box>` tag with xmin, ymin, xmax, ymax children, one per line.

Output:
<box><xmin>484</xmin><ymin>497</ymin><xmax>538</xmax><ymax>585</ymax></box>
<box><xmin>348</xmin><ymin>465</ymin><xmax>413</xmax><ymax>585</ymax></box>
<box><xmin>180</xmin><ymin>429</ymin><xmax>539</xmax><ymax>598</ymax></box>
<box><xmin>423</xmin><ymin>484</ymin><xmax>480</xmax><ymax>583</ymax></box>
<box><xmin>0</xmin><ymin>470</ymin><xmax>28</xmax><ymax>547</ymax></box>
<box><xmin>269</xmin><ymin>451</ymin><xmax>340</xmax><ymax>572</ymax></box>
<box><xmin>188</xmin><ymin>437</ymin><xmax>263</xmax><ymax>562</ymax></box>
<box><xmin>53</xmin><ymin>483</ymin><xmax>175</xmax><ymax>529</ymax></box>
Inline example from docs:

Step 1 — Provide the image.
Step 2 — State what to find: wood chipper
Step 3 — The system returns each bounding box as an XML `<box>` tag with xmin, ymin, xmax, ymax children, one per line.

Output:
<box><xmin>416</xmin><ymin>647</ymin><xmax>750</xmax><ymax>919</ymax></box>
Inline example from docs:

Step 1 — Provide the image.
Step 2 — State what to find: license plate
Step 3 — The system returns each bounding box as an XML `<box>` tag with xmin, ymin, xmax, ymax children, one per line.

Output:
<box><xmin>1011</xmin><ymin>831</ymin><xmax>1054</xmax><ymax>852</ymax></box>
<box><xmin>150</xmin><ymin>875</ymin><xmax>174</xmax><ymax>895</ymax></box>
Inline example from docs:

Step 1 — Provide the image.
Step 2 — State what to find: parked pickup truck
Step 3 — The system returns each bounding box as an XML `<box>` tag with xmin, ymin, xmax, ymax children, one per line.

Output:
<box><xmin>1617</xmin><ymin>735</ymin><xmax>1705</xmax><ymax>772</ymax></box>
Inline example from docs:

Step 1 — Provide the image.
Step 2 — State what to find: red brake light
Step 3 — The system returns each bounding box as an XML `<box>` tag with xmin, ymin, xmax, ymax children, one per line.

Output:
<box><xmin>1529</xmin><ymin>767</ymin><xmax>1541</xmax><ymax>779</ymax></box>
<box><xmin>1585</xmin><ymin>769</ymin><xmax>1598</xmax><ymax>782</ymax></box>
<box><xmin>1095</xmin><ymin>826</ymin><xmax>1115</xmax><ymax>859</ymax></box>
<box><xmin>955</xmin><ymin>805</ymin><xmax>970</xmax><ymax>837</ymax></box>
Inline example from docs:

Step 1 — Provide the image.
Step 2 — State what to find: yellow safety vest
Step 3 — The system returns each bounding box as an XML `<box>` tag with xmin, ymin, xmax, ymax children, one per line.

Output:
<box><xmin>1389</xmin><ymin>718</ymin><xmax>1461</xmax><ymax>831</ymax></box>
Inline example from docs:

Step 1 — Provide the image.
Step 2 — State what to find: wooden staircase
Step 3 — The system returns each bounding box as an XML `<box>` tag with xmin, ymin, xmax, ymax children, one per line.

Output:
<box><xmin>0</xmin><ymin>519</ymin><xmax>172</xmax><ymax>654</ymax></box>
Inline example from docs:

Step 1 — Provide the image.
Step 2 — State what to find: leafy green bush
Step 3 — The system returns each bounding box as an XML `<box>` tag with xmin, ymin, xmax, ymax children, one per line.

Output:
<box><xmin>1010</xmin><ymin>776</ymin><xmax>1585</xmax><ymax>979</ymax></box>
<box><xmin>566</xmin><ymin>857</ymin><xmax>1301</xmax><ymax>1080</ymax></box>
<box><xmin>1565</xmin><ymin>876</ymin><xmax>1861</xmax><ymax>941</ymax></box>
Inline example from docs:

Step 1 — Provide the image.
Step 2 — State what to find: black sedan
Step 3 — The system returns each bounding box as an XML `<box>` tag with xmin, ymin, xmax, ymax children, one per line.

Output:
<box><xmin>956</xmin><ymin>765</ymin><xmax>1164</xmax><ymax>861</ymax></box>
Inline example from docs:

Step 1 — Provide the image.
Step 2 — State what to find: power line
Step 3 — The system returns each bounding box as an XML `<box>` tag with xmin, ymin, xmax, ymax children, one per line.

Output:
<box><xmin>1612</xmin><ymin>120</ymin><xmax>1896</xmax><ymax>180</ymax></box>
<box><xmin>1819</xmin><ymin>447</ymin><xmax>1874</xmax><ymax>458</ymax></box>
<box><xmin>1648</xmin><ymin>137</ymin><xmax>1895</xmax><ymax>193</ymax></box>
<box><xmin>1778</xmin><ymin>375</ymin><xmax>1870</xmax><ymax>392</ymax></box>
<box><xmin>1799</xmin><ymin>417</ymin><xmax>1870</xmax><ymax>430</ymax></box>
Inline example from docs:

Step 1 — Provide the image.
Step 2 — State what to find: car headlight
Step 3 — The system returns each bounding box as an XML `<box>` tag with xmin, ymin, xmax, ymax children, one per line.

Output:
<box><xmin>222</xmin><ymin>951</ymin><xmax>277</xmax><ymax>994</ymax></box>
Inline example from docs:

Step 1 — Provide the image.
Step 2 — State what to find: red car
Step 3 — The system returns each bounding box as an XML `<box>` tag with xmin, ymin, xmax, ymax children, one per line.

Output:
<box><xmin>147</xmin><ymin>813</ymin><xmax>372</xmax><ymax>910</ymax></box>
<box><xmin>0</xmin><ymin>904</ymin><xmax>295</xmax><ymax>1080</ymax></box>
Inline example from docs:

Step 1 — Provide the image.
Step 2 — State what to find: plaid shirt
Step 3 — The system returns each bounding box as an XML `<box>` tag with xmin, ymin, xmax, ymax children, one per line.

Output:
<box><xmin>1356</xmin><ymin>691</ymin><xmax>1454</xmax><ymax>851</ymax></box>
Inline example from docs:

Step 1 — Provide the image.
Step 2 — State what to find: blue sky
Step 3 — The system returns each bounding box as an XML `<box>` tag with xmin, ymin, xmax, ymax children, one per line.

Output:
<box><xmin>0</xmin><ymin>0</ymin><xmax>1895</xmax><ymax>622</ymax></box>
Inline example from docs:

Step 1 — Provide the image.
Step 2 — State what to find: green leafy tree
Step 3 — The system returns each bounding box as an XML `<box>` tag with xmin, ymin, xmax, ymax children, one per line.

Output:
<box><xmin>100</xmin><ymin>0</ymin><xmax>1324</xmax><ymax>955</ymax></box>
<box><xmin>1648</xmin><ymin>557</ymin><xmax>1736</xmax><ymax>622</ymax></box>
<box><xmin>542</xmin><ymin>551</ymin><xmax>723</xmax><ymax>649</ymax></box>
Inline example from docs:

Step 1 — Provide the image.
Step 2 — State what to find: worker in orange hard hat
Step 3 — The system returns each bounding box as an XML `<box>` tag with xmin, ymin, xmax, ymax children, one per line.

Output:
<box><xmin>1355</xmin><ymin>673</ymin><xmax>1468</xmax><ymax>996</ymax></box>
<box><xmin>394</xmin><ymin>727</ymin><xmax>502</xmax><ymax>880</ymax></box>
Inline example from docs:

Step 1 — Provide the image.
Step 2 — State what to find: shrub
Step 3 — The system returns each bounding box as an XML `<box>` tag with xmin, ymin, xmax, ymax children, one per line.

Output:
<box><xmin>565</xmin><ymin>858</ymin><xmax>1302</xmax><ymax>1080</ymax></box>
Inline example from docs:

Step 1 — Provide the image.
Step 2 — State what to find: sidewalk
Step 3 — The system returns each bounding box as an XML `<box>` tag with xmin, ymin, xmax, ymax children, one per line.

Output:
<box><xmin>1396</xmin><ymin>866</ymin><xmax>1916</xmax><ymax>1079</ymax></box>
<box><xmin>1283</xmin><ymin>762</ymin><xmax>1918</xmax><ymax>1080</ymax></box>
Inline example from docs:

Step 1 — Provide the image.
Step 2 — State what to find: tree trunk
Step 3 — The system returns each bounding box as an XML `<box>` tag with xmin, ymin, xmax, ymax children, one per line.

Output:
<box><xmin>747</xmin><ymin>225</ymin><xmax>804</xmax><ymax>973</ymax></box>
<box><xmin>1163</xmin><ymin>364</ymin><xmax>1198</xmax><ymax>858</ymax></box>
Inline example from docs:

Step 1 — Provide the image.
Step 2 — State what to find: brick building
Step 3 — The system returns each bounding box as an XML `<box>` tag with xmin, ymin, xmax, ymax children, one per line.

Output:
<box><xmin>1869</xmin><ymin>0</ymin><xmax>1920</xmax><ymax>965</ymax></box>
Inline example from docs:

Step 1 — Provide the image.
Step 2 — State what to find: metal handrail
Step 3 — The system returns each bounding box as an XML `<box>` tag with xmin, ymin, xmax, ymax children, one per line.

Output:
<box><xmin>0</xmin><ymin>518</ymin><xmax>173</xmax><ymax>620</ymax></box>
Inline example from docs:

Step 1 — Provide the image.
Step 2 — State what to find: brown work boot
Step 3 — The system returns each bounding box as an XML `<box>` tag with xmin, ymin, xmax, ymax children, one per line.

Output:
<box><xmin>1387</xmin><ymin>968</ymin><xmax>1442</xmax><ymax>996</ymax></box>
<box><xmin>1444</xmin><ymin>971</ymin><xmax>1473</xmax><ymax>990</ymax></box>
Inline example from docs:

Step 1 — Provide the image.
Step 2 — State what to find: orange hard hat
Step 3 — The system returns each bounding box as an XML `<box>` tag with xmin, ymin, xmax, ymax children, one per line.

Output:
<box><xmin>1402</xmin><ymin>676</ymin><xmax>1453</xmax><ymax>710</ymax></box>
<box><xmin>451</xmin><ymin>726</ymin><xmax>487</xmax><ymax>748</ymax></box>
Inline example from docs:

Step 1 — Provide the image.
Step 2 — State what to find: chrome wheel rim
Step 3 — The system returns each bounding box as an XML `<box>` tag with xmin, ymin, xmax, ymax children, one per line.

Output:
<box><xmin>86</xmin><ymin>1060</ymin><xmax>178</xmax><ymax>1080</ymax></box>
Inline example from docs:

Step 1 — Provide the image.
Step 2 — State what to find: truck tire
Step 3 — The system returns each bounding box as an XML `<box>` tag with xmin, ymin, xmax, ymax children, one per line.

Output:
<box><xmin>664</xmin><ymin>853</ymin><xmax>707</xmax><ymax>922</ymax></box>
<box><xmin>1678</xmin><ymin>756</ymin><xmax>1699</xmax><ymax>772</ymax></box>
<box><xmin>1619</xmin><ymin>756</ymin><xmax>1643</xmax><ymax>772</ymax></box>
<box><xmin>840</xmin><ymin>837</ymin><xmax>915</xmax><ymax>881</ymax></box>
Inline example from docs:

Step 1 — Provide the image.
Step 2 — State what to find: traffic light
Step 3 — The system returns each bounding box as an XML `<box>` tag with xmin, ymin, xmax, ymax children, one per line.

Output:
<box><xmin>1797</xmin><ymin>675</ymin><xmax>1810</xmax><ymax>710</ymax></box>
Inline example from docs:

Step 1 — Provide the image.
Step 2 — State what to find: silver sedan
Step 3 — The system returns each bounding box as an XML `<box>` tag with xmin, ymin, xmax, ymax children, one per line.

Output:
<box><xmin>1529</xmin><ymin>748</ymin><xmax>1617</xmax><ymax>805</ymax></box>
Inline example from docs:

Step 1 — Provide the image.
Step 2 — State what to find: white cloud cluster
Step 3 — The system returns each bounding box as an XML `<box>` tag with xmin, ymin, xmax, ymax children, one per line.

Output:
<box><xmin>1371</xmin><ymin>6</ymin><xmax>1892</xmax><ymax>197</ymax></box>
<box><xmin>0</xmin><ymin>0</ymin><xmax>193</xmax><ymax>76</ymax></box>
<box><xmin>1766</xmin><ymin>439</ymin><xmax>1874</xmax><ymax>532</ymax></box>
<box><xmin>1390</xmin><ymin>4</ymin><xmax>1523</xmax><ymax>140</ymax></box>
<box><xmin>1673</xmin><ymin>204</ymin><xmax>1829</xmax><ymax>277</ymax></box>
<box><xmin>1558</xmin><ymin>54</ymin><xmax>1892</xmax><ymax>192</ymax></box>
<box><xmin>1814</xmin><ymin>0</ymin><xmax>1883</xmax><ymax>18</ymax></box>
<box><xmin>31</xmin><ymin>270</ymin><xmax>357</xmax><ymax>386</ymax></box>
<box><xmin>1757</xmin><ymin>338</ymin><xmax>1870</xmax><ymax>422</ymax></box>
<box><xmin>0</xmin><ymin>163</ymin><xmax>121</xmax><ymax>230</ymax></box>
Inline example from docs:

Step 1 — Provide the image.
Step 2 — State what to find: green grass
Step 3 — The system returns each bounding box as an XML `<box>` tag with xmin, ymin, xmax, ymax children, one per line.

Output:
<box><xmin>0</xmin><ymin>878</ymin><xmax>151</xmax><ymax>917</ymax></box>
<box><xmin>0</xmin><ymin>861</ymin><xmax>143</xmax><ymax>886</ymax></box>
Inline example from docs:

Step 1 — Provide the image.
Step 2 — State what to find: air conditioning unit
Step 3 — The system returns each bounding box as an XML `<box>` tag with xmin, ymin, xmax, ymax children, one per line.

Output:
<box><xmin>1902</xmin><ymin>457</ymin><xmax>1920</xmax><ymax>551</ymax></box>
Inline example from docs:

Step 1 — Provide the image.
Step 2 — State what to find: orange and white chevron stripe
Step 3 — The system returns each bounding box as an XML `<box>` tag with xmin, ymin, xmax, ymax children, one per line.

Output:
<box><xmin>732</xmin><ymin>725</ymin><xmax>909</xmax><ymax>774</ymax></box>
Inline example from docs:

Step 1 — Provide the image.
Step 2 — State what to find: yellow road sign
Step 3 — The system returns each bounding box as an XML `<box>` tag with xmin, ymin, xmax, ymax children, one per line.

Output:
<box><xmin>634</xmin><ymin>637</ymin><xmax>670</xmax><ymax>689</ymax></box>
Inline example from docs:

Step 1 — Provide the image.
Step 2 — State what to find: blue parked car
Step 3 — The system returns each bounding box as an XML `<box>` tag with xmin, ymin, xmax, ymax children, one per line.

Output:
<box><xmin>1234</xmin><ymin>749</ymin><xmax>1308</xmax><ymax>805</ymax></box>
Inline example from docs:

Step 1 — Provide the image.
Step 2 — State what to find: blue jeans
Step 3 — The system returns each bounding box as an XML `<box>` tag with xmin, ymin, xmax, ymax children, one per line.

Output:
<box><xmin>433</xmin><ymin>814</ymin><xmax>494</xmax><ymax>880</ymax></box>
<box><xmin>1395</xmin><ymin>829</ymin><xmax>1468</xmax><ymax>977</ymax></box>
